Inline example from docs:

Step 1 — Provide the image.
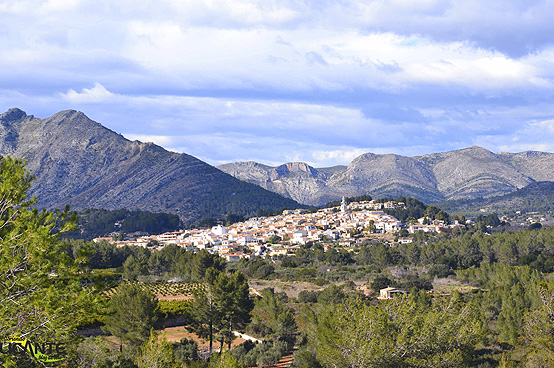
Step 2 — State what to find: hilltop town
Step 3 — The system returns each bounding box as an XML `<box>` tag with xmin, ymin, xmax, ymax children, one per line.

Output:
<box><xmin>94</xmin><ymin>198</ymin><xmax>467</xmax><ymax>262</ymax></box>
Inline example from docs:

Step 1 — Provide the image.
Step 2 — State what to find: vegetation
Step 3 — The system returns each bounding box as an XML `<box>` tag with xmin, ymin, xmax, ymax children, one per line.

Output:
<box><xmin>188</xmin><ymin>268</ymin><xmax>253</xmax><ymax>352</ymax></box>
<box><xmin>7</xmin><ymin>156</ymin><xmax>554</xmax><ymax>367</ymax></box>
<box><xmin>136</xmin><ymin>330</ymin><xmax>179</xmax><ymax>368</ymax></box>
<box><xmin>60</xmin><ymin>223</ymin><xmax>554</xmax><ymax>366</ymax></box>
<box><xmin>66</xmin><ymin>208</ymin><xmax>182</xmax><ymax>240</ymax></box>
<box><xmin>0</xmin><ymin>156</ymin><xmax>98</xmax><ymax>367</ymax></box>
<box><xmin>102</xmin><ymin>283</ymin><xmax>159</xmax><ymax>352</ymax></box>
<box><xmin>436</xmin><ymin>181</ymin><xmax>554</xmax><ymax>216</ymax></box>
<box><xmin>313</xmin><ymin>293</ymin><xmax>481</xmax><ymax>367</ymax></box>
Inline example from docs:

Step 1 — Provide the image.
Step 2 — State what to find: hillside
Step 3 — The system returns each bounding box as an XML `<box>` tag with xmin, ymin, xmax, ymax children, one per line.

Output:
<box><xmin>217</xmin><ymin>161</ymin><xmax>347</xmax><ymax>205</ymax></box>
<box><xmin>0</xmin><ymin>108</ymin><xmax>301</xmax><ymax>223</ymax></box>
<box><xmin>219</xmin><ymin>146</ymin><xmax>554</xmax><ymax>206</ymax></box>
<box><xmin>437</xmin><ymin>181</ymin><xmax>554</xmax><ymax>215</ymax></box>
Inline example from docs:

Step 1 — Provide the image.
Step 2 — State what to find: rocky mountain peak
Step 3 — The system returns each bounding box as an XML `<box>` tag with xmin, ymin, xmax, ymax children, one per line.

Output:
<box><xmin>459</xmin><ymin>146</ymin><xmax>495</xmax><ymax>157</ymax></box>
<box><xmin>220</xmin><ymin>146</ymin><xmax>554</xmax><ymax>206</ymax></box>
<box><xmin>49</xmin><ymin>109</ymin><xmax>93</xmax><ymax>125</ymax></box>
<box><xmin>0</xmin><ymin>108</ymin><xmax>27</xmax><ymax>123</ymax></box>
<box><xmin>350</xmin><ymin>152</ymin><xmax>378</xmax><ymax>164</ymax></box>
<box><xmin>0</xmin><ymin>109</ymin><xmax>300</xmax><ymax>223</ymax></box>
<box><xmin>275</xmin><ymin>162</ymin><xmax>318</xmax><ymax>176</ymax></box>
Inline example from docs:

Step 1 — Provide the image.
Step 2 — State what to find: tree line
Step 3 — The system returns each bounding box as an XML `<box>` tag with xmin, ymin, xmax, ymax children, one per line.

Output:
<box><xmin>65</xmin><ymin>208</ymin><xmax>182</xmax><ymax>240</ymax></box>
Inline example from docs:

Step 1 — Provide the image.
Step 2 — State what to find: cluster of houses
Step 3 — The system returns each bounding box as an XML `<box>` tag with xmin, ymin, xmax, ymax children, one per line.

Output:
<box><xmin>93</xmin><ymin>199</ymin><xmax>467</xmax><ymax>261</ymax></box>
<box><xmin>406</xmin><ymin>218</ymin><xmax>466</xmax><ymax>234</ymax></box>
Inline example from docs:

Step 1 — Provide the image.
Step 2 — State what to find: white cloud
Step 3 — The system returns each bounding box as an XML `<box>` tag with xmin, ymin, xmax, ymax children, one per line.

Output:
<box><xmin>123</xmin><ymin>134</ymin><xmax>176</xmax><ymax>147</ymax></box>
<box><xmin>61</xmin><ymin>83</ymin><xmax>115</xmax><ymax>103</ymax></box>
<box><xmin>2</xmin><ymin>1</ymin><xmax>553</xmax><ymax>95</ymax></box>
<box><xmin>42</xmin><ymin>0</ymin><xmax>81</xmax><ymax>11</ymax></box>
<box><xmin>3</xmin><ymin>0</ymin><xmax>554</xmax><ymax>167</ymax></box>
<box><xmin>312</xmin><ymin>149</ymin><xmax>370</xmax><ymax>166</ymax></box>
<box><xmin>405</xmin><ymin>55</ymin><xmax>544</xmax><ymax>90</ymax></box>
<box><xmin>119</xmin><ymin>23</ymin><xmax>546</xmax><ymax>94</ymax></box>
<box><xmin>102</xmin><ymin>93</ymin><xmax>390</xmax><ymax>148</ymax></box>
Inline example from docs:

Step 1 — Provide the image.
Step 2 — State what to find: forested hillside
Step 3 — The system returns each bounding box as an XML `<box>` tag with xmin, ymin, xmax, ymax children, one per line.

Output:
<box><xmin>438</xmin><ymin>181</ymin><xmax>554</xmax><ymax>215</ymax></box>
<box><xmin>65</xmin><ymin>208</ymin><xmax>182</xmax><ymax>240</ymax></box>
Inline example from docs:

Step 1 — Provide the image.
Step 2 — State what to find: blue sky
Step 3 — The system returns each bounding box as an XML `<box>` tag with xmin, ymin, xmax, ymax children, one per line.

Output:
<box><xmin>2</xmin><ymin>0</ymin><xmax>554</xmax><ymax>167</ymax></box>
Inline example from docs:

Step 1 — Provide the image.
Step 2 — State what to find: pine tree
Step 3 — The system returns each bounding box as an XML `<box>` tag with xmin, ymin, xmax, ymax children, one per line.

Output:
<box><xmin>135</xmin><ymin>330</ymin><xmax>179</xmax><ymax>368</ymax></box>
<box><xmin>189</xmin><ymin>268</ymin><xmax>253</xmax><ymax>353</ymax></box>
<box><xmin>102</xmin><ymin>283</ymin><xmax>158</xmax><ymax>352</ymax></box>
<box><xmin>189</xmin><ymin>268</ymin><xmax>221</xmax><ymax>353</ymax></box>
<box><xmin>0</xmin><ymin>156</ymin><xmax>95</xmax><ymax>366</ymax></box>
<box><xmin>524</xmin><ymin>282</ymin><xmax>554</xmax><ymax>365</ymax></box>
<box><xmin>315</xmin><ymin>295</ymin><xmax>481</xmax><ymax>368</ymax></box>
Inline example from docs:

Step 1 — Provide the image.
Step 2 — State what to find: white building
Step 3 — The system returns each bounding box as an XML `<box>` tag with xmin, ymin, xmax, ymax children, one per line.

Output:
<box><xmin>379</xmin><ymin>287</ymin><xmax>405</xmax><ymax>299</ymax></box>
<box><xmin>211</xmin><ymin>225</ymin><xmax>227</xmax><ymax>236</ymax></box>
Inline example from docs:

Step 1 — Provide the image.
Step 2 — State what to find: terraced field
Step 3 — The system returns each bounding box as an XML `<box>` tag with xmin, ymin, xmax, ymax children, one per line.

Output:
<box><xmin>108</xmin><ymin>281</ymin><xmax>203</xmax><ymax>300</ymax></box>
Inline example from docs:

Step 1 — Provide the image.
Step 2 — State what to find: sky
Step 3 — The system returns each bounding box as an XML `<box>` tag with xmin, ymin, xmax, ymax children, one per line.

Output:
<box><xmin>2</xmin><ymin>0</ymin><xmax>554</xmax><ymax>167</ymax></box>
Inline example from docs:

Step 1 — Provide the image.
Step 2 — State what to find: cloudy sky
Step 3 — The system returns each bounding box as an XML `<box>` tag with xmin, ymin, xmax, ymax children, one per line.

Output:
<box><xmin>2</xmin><ymin>0</ymin><xmax>554</xmax><ymax>167</ymax></box>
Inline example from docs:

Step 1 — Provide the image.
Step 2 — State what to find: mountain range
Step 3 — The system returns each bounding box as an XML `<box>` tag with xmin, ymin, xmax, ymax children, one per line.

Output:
<box><xmin>3</xmin><ymin>107</ymin><xmax>554</xmax><ymax>221</ymax></box>
<box><xmin>0</xmin><ymin>108</ymin><xmax>300</xmax><ymax>223</ymax></box>
<box><xmin>218</xmin><ymin>147</ymin><xmax>554</xmax><ymax>206</ymax></box>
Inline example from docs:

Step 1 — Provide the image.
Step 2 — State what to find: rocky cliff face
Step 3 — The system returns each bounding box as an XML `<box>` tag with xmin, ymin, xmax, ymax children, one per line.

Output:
<box><xmin>219</xmin><ymin>146</ymin><xmax>554</xmax><ymax>205</ymax></box>
<box><xmin>218</xmin><ymin>161</ymin><xmax>346</xmax><ymax>205</ymax></box>
<box><xmin>0</xmin><ymin>108</ymin><xmax>300</xmax><ymax>223</ymax></box>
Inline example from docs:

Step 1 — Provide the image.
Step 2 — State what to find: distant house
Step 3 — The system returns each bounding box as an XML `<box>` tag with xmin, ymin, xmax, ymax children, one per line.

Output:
<box><xmin>379</xmin><ymin>287</ymin><xmax>405</xmax><ymax>300</ymax></box>
<box><xmin>223</xmin><ymin>252</ymin><xmax>247</xmax><ymax>262</ymax></box>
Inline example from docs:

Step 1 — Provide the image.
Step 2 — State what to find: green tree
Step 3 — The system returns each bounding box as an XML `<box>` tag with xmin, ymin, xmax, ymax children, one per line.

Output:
<box><xmin>102</xmin><ymin>283</ymin><xmax>158</xmax><ymax>351</ymax></box>
<box><xmin>248</xmin><ymin>288</ymin><xmax>296</xmax><ymax>346</ymax></box>
<box><xmin>371</xmin><ymin>276</ymin><xmax>393</xmax><ymax>292</ymax></box>
<box><xmin>188</xmin><ymin>268</ymin><xmax>222</xmax><ymax>353</ymax></box>
<box><xmin>268</xmin><ymin>234</ymin><xmax>281</xmax><ymax>244</ymax></box>
<box><xmin>148</xmin><ymin>250</ymin><xmax>170</xmax><ymax>276</ymax></box>
<box><xmin>315</xmin><ymin>295</ymin><xmax>481</xmax><ymax>368</ymax></box>
<box><xmin>365</xmin><ymin>220</ymin><xmax>376</xmax><ymax>233</ymax></box>
<box><xmin>435</xmin><ymin>210</ymin><xmax>450</xmax><ymax>223</ymax></box>
<box><xmin>69</xmin><ymin>336</ymin><xmax>114</xmax><ymax>368</ymax></box>
<box><xmin>317</xmin><ymin>284</ymin><xmax>346</xmax><ymax>305</ymax></box>
<box><xmin>189</xmin><ymin>268</ymin><xmax>253</xmax><ymax>353</ymax></box>
<box><xmin>524</xmin><ymin>282</ymin><xmax>554</xmax><ymax>365</ymax></box>
<box><xmin>209</xmin><ymin>352</ymin><xmax>244</xmax><ymax>368</ymax></box>
<box><xmin>135</xmin><ymin>329</ymin><xmax>179</xmax><ymax>368</ymax></box>
<box><xmin>0</xmin><ymin>157</ymin><xmax>94</xmax><ymax>366</ymax></box>
<box><xmin>173</xmin><ymin>338</ymin><xmax>198</xmax><ymax>365</ymax></box>
<box><xmin>123</xmin><ymin>250</ymin><xmax>149</xmax><ymax>281</ymax></box>
<box><xmin>292</xmin><ymin>348</ymin><xmax>322</xmax><ymax>368</ymax></box>
<box><xmin>215</xmin><ymin>271</ymin><xmax>254</xmax><ymax>350</ymax></box>
<box><xmin>497</xmin><ymin>282</ymin><xmax>527</xmax><ymax>344</ymax></box>
<box><xmin>275</xmin><ymin>310</ymin><xmax>298</xmax><ymax>346</ymax></box>
<box><xmin>528</xmin><ymin>222</ymin><xmax>542</xmax><ymax>231</ymax></box>
<box><xmin>192</xmin><ymin>250</ymin><xmax>226</xmax><ymax>281</ymax></box>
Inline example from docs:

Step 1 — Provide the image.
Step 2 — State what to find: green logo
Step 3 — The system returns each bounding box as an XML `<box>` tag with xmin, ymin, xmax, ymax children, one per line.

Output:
<box><xmin>0</xmin><ymin>336</ymin><xmax>65</xmax><ymax>363</ymax></box>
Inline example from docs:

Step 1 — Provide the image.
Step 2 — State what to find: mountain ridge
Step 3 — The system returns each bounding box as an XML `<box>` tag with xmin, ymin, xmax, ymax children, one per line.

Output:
<box><xmin>437</xmin><ymin>181</ymin><xmax>554</xmax><ymax>215</ymax></box>
<box><xmin>5</xmin><ymin>107</ymin><xmax>553</xmax><ymax>213</ymax></box>
<box><xmin>0</xmin><ymin>108</ymin><xmax>301</xmax><ymax>223</ymax></box>
<box><xmin>218</xmin><ymin>146</ymin><xmax>554</xmax><ymax>205</ymax></box>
